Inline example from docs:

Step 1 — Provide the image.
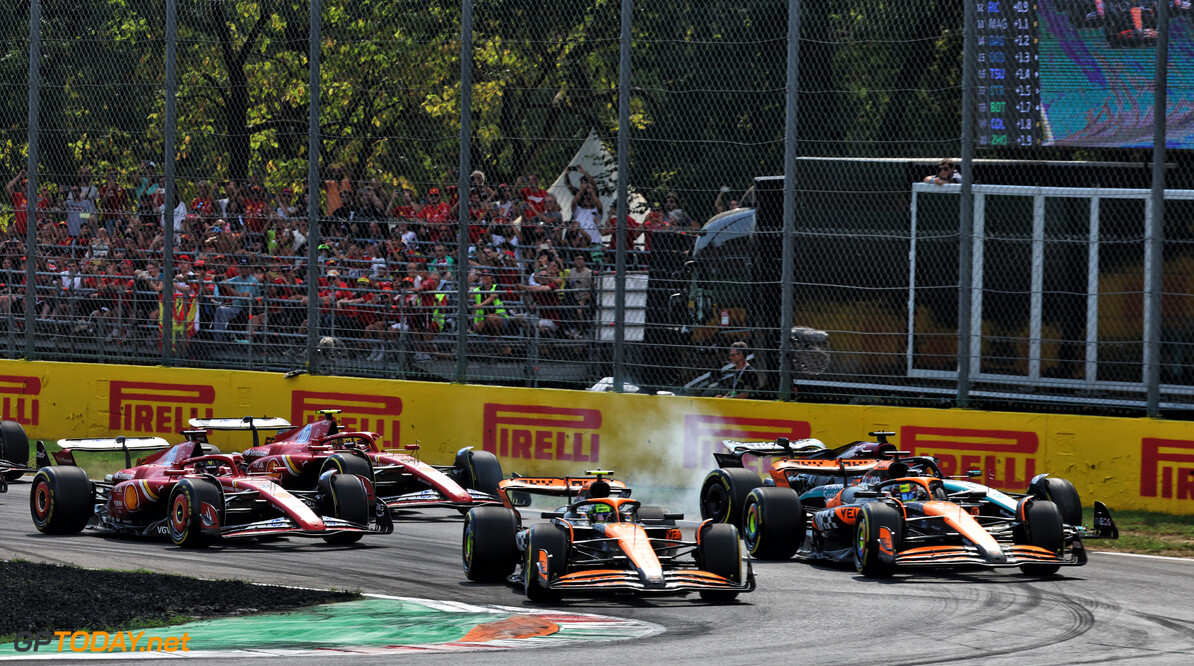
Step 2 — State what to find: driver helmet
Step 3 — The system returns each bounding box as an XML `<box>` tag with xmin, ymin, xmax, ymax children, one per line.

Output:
<box><xmin>589</xmin><ymin>502</ymin><xmax>616</xmax><ymax>523</ymax></box>
<box><xmin>894</xmin><ymin>482</ymin><xmax>920</xmax><ymax>502</ymax></box>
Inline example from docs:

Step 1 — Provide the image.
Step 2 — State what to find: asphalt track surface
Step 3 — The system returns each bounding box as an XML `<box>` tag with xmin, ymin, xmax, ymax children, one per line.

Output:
<box><xmin>3</xmin><ymin>480</ymin><xmax>1194</xmax><ymax>665</ymax></box>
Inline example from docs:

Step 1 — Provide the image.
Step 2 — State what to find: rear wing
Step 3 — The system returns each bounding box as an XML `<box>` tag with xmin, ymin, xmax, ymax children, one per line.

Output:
<box><xmin>57</xmin><ymin>436</ymin><xmax>172</xmax><ymax>469</ymax></box>
<box><xmin>189</xmin><ymin>416</ymin><xmax>293</xmax><ymax>448</ymax></box>
<box><xmin>713</xmin><ymin>437</ymin><xmax>827</xmax><ymax>468</ymax></box>
<box><xmin>771</xmin><ymin>458</ymin><xmax>880</xmax><ymax>476</ymax></box>
<box><xmin>496</xmin><ymin>474</ymin><xmax>631</xmax><ymax>508</ymax></box>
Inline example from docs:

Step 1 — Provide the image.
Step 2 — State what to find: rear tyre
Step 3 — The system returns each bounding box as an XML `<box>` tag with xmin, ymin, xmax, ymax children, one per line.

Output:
<box><xmin>169</xmin><ymin>478</ymin><xmax>223</xmax><ymax>549</ymax></box>
<box><xmin>1030</xmin><ymin>477</ymin><xmax>1082</xmax><ymax>526</ymax></box>
<box><xmin>741</xmin><ymin>487</ymin><xmax>804</xmax><ymax>560</ymax></box>
<box><xmin>29</xmin><ymin>467</ymin><xmax>92</xmax><ymax>534</ymax></box>
<box><xmin>699</xmin><ymin>468</ymin><xmax>764</xmax><ymax>529</ymax></box>
<box><xmin>855</xmin><ymin>502</ymin><xmax>903</xmax><ymax>578</ymax></box>
<box><xmin>525</xmin><ymin>523</ymin><xmax>568</xmax><ymax>603</ymax></box>
<box><xmin>698</xmin><ymin>523</ymin><xmax>743</xmax><ymax>602</ymax></box>
<box><xmin>1</xmin><ymin>420</ymin><xmax>30</xmax><ymax>481</ymax></box>
<box><xmin>460</xmin><ymin>450</ymin><xmax>504</xmax><ymax>497</ymax></box>
<box><xmin>324</xmin><ymin>473</ymin><xmax>370</xmax><ymax>545</ymax></box>
<box><xmin>462</xmin><ymin>506</ymin><xmax>520</xmax><ymax>582</ymax></box>
<box><xmin>1018</xmin><ymin>499</ymin><xmax>1064</xmax><ymax>575</ymax></box>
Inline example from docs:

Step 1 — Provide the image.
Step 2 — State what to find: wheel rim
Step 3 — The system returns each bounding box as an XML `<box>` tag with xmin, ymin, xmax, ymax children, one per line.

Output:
<box><xmin>171</xmin><ymin>494</ymin><xmax>189</xmax><ymax>535</ymax></box>
<box><xmin>703</xmin><ymin>483</ymin><xmax>728</xmax><ymax>521</ymax></box>
<box><xmin>855</xmin><ymin>514</ymin><xmax>868</xmax><ymax>563</ymax></box>
<box><xmin>33</xmin><ymin>482</ymin><xmax>50</xmax><ymax>521</ymax></box>
<box><xmin>463</xmin><ymin>522</ymin><xmax>475</xmax><ymax>570</ymax></box>
<box><xmin>744</xmin><ymin>504</ymin><xmax>760</xmax><ymax>548</ymax></box>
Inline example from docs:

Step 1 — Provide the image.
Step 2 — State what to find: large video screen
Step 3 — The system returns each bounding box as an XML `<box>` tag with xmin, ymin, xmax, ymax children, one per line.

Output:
<box><xmin>977</xmin><ymin>1</ymin><xmax>1194</xmax><ymax>149</ymax></box>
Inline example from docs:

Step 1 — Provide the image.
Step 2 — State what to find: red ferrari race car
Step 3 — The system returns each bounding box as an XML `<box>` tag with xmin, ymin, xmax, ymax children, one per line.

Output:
<box><xmin>461</xmin><ymin>471</ymin><xmax>754</xmax><ymax>602</ymax></box>
<box><xmin>699</xmin><ymin>432</ymin><xmax>898</xmax><ymax>527</ymax></box>
<box><xmin>740</xmin><ymin>455</ymin><xmax>1119</xmax><ymax>577</ymax></box>
<box><xmin>29</xmin><ymin>435</ymin><xmax>392</xmax><ymax>548</ymax></box>
<box><xmin>191</xmin><ymin>411</ymin><xmax>503</xmax><ymax>515</ymax></box>
<box><xmin>1</xmin><ymin>420</ymin><xmax>34</xmax><ymax>492</ymax></box>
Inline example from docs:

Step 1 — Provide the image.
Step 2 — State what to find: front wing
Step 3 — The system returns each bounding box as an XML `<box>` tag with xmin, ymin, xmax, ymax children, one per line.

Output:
<box><xmin>381</xmin><ymin>488</ymin><xmax>501</xmax><ymax>512</ymax></box>
<box><xmin>893</xmin><ymin>541</ymin><xmax>1088</xmax><ymax>569</ymax></box>
<box><xmin>539</xmin><ymin>566</ymin><xmax>756</xmax><ymax>595</ymax></box>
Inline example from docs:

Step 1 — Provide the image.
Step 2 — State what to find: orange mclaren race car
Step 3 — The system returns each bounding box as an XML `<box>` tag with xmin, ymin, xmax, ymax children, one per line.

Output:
<box><xmin>461</xmin><ymin>471</ymin><xmax>754</xmax><ymax>602</ymax></box>
<box><xmin>700</xmin><ymin>431</ymin><xmax>898</xmax><ymax>527</ymax></box>
<box><xmin>739</xmin><ymin>456</ymin><xmax>1118</xmax><ymax>577</ymax></box>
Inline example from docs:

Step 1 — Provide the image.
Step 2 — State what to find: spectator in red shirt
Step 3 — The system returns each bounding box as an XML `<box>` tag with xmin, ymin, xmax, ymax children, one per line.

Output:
<box><xmin>97</xmin><ymin>169</ymin><xmax>130</xmax><ymax>234</ymax></box>
<box><xmin>516</xmin><ymin>174</ymin><xmax>548</xmax><ymax>214</ymax></box>
<box><xmin>420</xmin><ymin>188</ymin><xmax>452</xmax><ymax>242</ymax></box>
<box><xmin>190</xmin><ymin>180</ymin><xmax>217</xmax><ymax>222</ymax></box>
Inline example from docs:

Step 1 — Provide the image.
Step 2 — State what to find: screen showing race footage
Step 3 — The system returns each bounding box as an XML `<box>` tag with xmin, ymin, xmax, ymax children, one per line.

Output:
<box><xmin>977</xmin><ymin>1</ymin><xmax>1194</xmax><ymax>149</ymax></box>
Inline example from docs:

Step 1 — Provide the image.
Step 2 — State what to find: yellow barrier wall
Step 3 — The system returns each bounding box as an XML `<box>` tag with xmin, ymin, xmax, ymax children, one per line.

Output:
<box><xmin>3</xmin><ymin>359</ymin><xmax>1193</xmax><ymax>513</ymax></box>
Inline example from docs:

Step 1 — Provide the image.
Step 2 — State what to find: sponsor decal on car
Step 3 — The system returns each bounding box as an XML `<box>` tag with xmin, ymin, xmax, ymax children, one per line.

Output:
<box><xmin>291</xmin><ymin>391</ymin><xmax>403</xmax><ymax>443</ymax></box>
<box><xmin>1140</xmin><ymin>438</ymin><xmax>1194</xmax><ymax>501</ymax></box>
<box><xmin>108</xmin><ymin>381</ymin><xmax>215</xmax><ymax>435</ymax></box>
<box><xmin>902</xmin><ymin>425</ymin><xmax>1038</xmax><ymax>491</ymax></box>
<box><xmin>482</xmin><ymin>404</ymin><xmax>600</xmax><ymax>462</ymax></box>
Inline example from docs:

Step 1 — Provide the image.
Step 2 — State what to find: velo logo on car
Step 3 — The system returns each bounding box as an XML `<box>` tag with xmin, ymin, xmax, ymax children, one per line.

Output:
<box><xmin>1140</xmin><ymin>438</ymin><xmax>1194</xmax><ymax>501</ymax></box>
<box><xmin>0</xmin><ymin>374</ymin><xmax>41</xmax><ymax>426</ymax></box>
<box><xmin>681</xmin><ymin>415</ymin><xmax>810</xmax><ymax>471</ymax></box>
<box><xmin>482</xmin><ymin>403</ymin><xmax>601</xmax><ymax>462</ymax></box>
<box><xmin>902</xmin><ymin>425</ymin><xmax>1038</xmax><ymax>491</ymax></box>
<box><xmin>291</xmin><ymin>391</ymin><xmax>403</xmax><ymax>444</ymax></box>
<box><xmin>108</xmin><ymin>381</ymin><xmax>216</xmax><ymax>435</ymax></box>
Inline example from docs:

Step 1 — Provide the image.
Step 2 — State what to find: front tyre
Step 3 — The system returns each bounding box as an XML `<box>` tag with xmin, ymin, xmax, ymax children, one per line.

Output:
<box><xmin>698</xmin><ymin>523</ymin><xmax>743</xmax><ymax>602</ymax></box>
<box><xmin>525</xmin><ymin>523</ymin><xmax>568</xmax><ymax>603</ymax></box>
<box><xmin>462</xmin><ymin>506</ymin><xmax>520</xmax><ymax>582</ymax></box>
<box><xmin>1</xmin><ymin>420</ymin><xmax>30</xmax><ymax>482</ymax></box>
<box><xmin>699</xmin><ymin>468</ymin><xmax>764</xmax><ymax>528</ymax></box>
<box><xmin>459</xmin><ymin>450</ymin><xmax>504</xmax><ymax>497</ymax></box>
<box><xmin>855</xmin><ymin>502</ymin><xmax>903</xmax><ymax>578</ymax></box>
<box><xmin>30</xmin><ymin>467</ymin><xmax>92</xmax><ymax>534</ymax></box>
<box><xmin>741</xmin><ymin>487</ymin><xmax>804</xmax><ymax>560</ymax></box>
<box><xmin>169</xmin><ymin>478</ymin><xmax>224</xmax><ymax>549</ymax></box>
<box><xmin>323</xmin><ymin>473</ymin><xmax>370</xmax><ymax>545</ymax></box>
<box><xmin>1018</xmin><ymin>499</ymin><xmax>1064</xmax><ymax>575</ymax></box>
<box><xmin>1030</xmin><ymin>477</ymin><xmax>1081</xmax><ymax>526</ymax></box>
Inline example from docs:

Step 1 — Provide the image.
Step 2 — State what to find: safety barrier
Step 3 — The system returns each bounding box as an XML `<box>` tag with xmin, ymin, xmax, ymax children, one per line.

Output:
<box><xmin>2</xmin><ymin>359</ymin><xmax>1192</xmax><ymax>514</ymax></box>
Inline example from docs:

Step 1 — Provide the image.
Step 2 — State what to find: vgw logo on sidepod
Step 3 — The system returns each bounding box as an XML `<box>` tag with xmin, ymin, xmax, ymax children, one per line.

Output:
<box><xmin>682</xmin><ymin>415</ymin><xmax>810</xmax><ymax>470</ymax></box>
<box><xmin>1141</xmin><ymin>438</ymin><xmax>1194</xmax><ymax>501</ymax></box>
<box><xmin>482</xmin><ymin>404</ymin><xmax>601</xmax><ymax>462</ymax></box>
<box><xmin>0</xmin><ymin>375</ymin><xmax>41</xmax><ymax>426</ymax></box>
<box><xmin>291</xmin><ymin>391</ymin><xmax>403</xmax><ymax>444</ymax></box>
<box><xmin>902</xmin><ymin>426</ymin><xmax>1039</xmax><ymax>491</ymax></box>
<box><xmin>108</xmin><ymin>381</ymin><xmax>215</xmax><ymax>435</ymax></box>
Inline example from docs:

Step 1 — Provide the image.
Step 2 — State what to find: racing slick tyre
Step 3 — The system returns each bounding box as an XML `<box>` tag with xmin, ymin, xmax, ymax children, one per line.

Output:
<box><xmin>462</xmin><ymin>506</ymin><xmax>521</xmax><ymax>582</ymax></box>
<box><xmin>1029</xmin><ymin>477</ymin><xmax>1082</xmax><ymax>527</ymax></box>
<box><xmin>855</xmin><ymin>502</ymin><xmax>904</xmax><ymax>578</ymax></box>
<box><xmin>698</xmin><ymin>523</ymin><xmax>743</xmax><ymax>602</ymax></box>
<box><xmin>29</xmin><ymin>466</ymin><xmax>92</xmax><ymax>534</ymax></box>
<box><xmin>1</xmin><ymin>420</ymin><xmax>30</xmax><ymax>481</ymax></box>
<box><xmin>742</xmin><ymin>487</ymin><xmax>804</xmax><ymax>560</ymax></box>
<box><xmin>323</xmin><ymin>473</ymin><xmax>370</xmax><ymax>545</ymax></box>
<box><xmin>321</xmin><ymin>453</ymin><xmax>374</xmax><ymax>489</ymax></box>
<box><xmin>458</xmin><ymin>449</ymin><xmax>504</xmax><ymax>497</ymax></box>
<box><xmin>524</xmin><ymin>523</ymin><xmax>568</xmax><ymax>603</ymax></box>
<box><xmin>1017</xmin><ymin>499</ymin><xmax>1064</xmax><ymax>575</ymax></box>
<box><xmin>169</xmin><ymin>478</ymin><xmax>224</xmax><ymax>549</ymax></box>
<box><xmin>699</xmin><ymin>468</ymin><xmax>764</xmax><ymax>529</ymax></box>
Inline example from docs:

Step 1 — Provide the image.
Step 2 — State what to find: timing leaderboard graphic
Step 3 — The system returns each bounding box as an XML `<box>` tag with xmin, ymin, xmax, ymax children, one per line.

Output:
<box><xmin>977</xmin><ymin>1</ymin><xmax>1194</xmax><ymax>149</ymax></box>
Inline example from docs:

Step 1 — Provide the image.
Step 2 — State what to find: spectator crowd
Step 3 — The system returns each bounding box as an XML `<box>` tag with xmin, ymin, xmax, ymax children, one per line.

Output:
<box><xmin>1</xmin><ymin>162</ymin><xmax>734</xmax><ymax>365</ymax></box>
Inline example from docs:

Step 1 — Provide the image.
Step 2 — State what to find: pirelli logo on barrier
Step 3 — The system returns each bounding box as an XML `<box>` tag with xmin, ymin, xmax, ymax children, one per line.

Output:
<box><xmin>291</xmin><ymin>391</ymin><xmax>403</xmax><ymax>444</ymax></box>
<box><xmin>902</xmin><ymin>426</ymin><xmax>1038</xmax><ymax>490</ymax></box>
<box><xmin>682</xmin><ymin>415</ymin><xmax>811</xmax><ymax>470</ymax></box>
<box><xmin>482</xmin><ymin>404</ymin><xmax>601</xmax><ymax>462</ymax></box>
<box><xmin>0</xmin><ymin>375</ymin><xmax>41</xmax><ymax>426</ymax></box>
<box><xmin>1141</xmin><ymin>438</ymin><xmax>1194</xmax><ymax>501</ymax></box>
<box><xmin>108</xmin><ymin>381</ymin><xmax>215</xmax><ymax>435</ymax></box>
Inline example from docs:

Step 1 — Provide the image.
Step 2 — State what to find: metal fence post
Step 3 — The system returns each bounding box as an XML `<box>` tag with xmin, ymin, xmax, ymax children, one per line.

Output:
<box><xmin>957</xmin><ymin>0</ymin><xmax>978</xmax><ymax>409</ymax></box>
<box><xmin>613</xmin><ymin>0</ymin><xmax>631</xmax><ymax>392</ymax></box>
<box><xmin>161</xmin><ymin>0</ymin><xmax>178</xmax><ymax>366</ymax></box>
<box><xmin>306</xmin><ymin>0</ymin><xmax>323</xmax><ymax>375</ymax></box>
<box><xmin>1146</xmin><ymin>0</ymin><xmax>1170</xmax><ymax>416</ymax></box>
<box><xmin>778</xmin><ymin>0</ymin><xmax>800</xmax><ymax>400</ymax></box>
<box><xmin>455</xmin><ymin>0</ymin><xmax>475</xmax><ymax>384</ymax></box>
<box><xmin>23</xmin><ymin>0</ymin><xmax>41</xmax><ymax>360</ymax></box>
